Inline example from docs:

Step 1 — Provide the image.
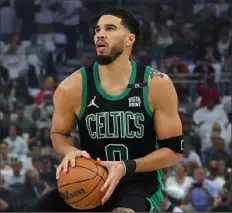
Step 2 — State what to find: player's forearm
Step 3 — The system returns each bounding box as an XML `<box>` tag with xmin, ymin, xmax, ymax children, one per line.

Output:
<box><xmin>51</xmin><ymin>133</ymin><xmax>79</xmax><ymax>157</ymax></box>
<box><xmin>135</xmin><ymin>148</ymin><xmax>182</xmax><ymax>173</ymax></box>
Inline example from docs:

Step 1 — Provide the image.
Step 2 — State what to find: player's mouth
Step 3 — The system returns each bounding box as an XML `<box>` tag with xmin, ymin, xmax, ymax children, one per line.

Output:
<box><xmin>96</xmin><ymin>42</ymin><xmax>107</xmax><ymax>52</ymax></box>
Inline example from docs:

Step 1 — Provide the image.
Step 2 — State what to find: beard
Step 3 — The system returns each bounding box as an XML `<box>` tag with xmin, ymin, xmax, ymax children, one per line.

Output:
<box><xmin>96</xmin><ymin>41</ymin><xmax>124</xmax><ymax>65</ymax></box>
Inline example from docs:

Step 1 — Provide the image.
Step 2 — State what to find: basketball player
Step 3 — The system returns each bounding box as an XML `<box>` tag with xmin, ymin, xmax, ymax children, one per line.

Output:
<box><xmin>25</xmin><ymin>7</ymin><xmax>184</xmax><ymax>212</ymax></box>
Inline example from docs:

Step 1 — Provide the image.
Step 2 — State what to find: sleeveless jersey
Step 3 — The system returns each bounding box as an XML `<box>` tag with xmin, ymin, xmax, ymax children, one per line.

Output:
<box><xmin>76</xmin><ymin>60</ymin><xmax>163</xmax><ymax>195</ymax></box>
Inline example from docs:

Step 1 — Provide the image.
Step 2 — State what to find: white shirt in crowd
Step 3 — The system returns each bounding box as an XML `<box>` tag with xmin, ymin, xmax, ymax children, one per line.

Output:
<box><xmin>8</xmin><ymin>153</ymin><xmax>34</xmax><ymax>172</ymax></box>
<box><xmin>198</xmin><ymin>123</ymin><xmax>229</xmax><ymax>151</ymax></box>
<box><xmin>35</xmin><ymin>1</ymin><xmax>54</xmax><ymax>24</ymax></box>
<box><xmin>165</xmin><ymin>176</ymin><xmax>193</xmax><ymax>191</ymax></box>
<box><xmin>180</xmin><ymin>151</ymin><xmax>202</xmax><ymax>166</ymax></box>
<box><xmin>193</xmin><ymin>106</ymin><xmax>229</xmax><ymax>126</ymax></box>
<box><xmin>217</xmin><ymin>40</ymin><xmax>231</xmax><ymax>58</ymax></box>
<box><xmin>211</xmin><ymin>177</ymin><xmax>226</xmax><ymax>192</ymax></box>
<box><xmin>226</xmin><ymin>123</ymin><xmax>231</xmax><ymax>143</ymax></box>
<box><xmin>4</xmin><ymin>136</ymin><xmax>28</xmax><ymax>156</ymax></box>
<box><xmin>62</xmin><ymin>0</ymin><xmax>82</xmax><ymax>26</ymax></box>
<box><xmin>157</xmin><ymin>36</ymin><xmax>173</xmax><ymax>47</ymax></box>
<box><xmin>4</xmin><ymin>171</ymin><xmax>25</xmax><ymax>189</ymax></box>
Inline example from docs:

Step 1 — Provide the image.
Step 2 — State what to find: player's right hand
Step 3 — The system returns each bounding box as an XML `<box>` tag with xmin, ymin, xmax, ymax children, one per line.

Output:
<box><xmin>56</xmin><ymin>150</ymin><xmax>91</xmax><ymax>179</ymax></box>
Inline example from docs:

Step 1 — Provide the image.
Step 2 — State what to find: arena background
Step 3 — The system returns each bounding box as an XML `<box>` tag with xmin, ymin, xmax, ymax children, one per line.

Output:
<box><xmin>0</xmin><ymin>0</ymin><xmax>231</xmax><ymax>212</ymax></box>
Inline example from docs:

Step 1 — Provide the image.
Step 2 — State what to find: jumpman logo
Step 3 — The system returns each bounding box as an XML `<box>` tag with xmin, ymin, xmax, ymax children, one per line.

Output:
<box><xmin>87</xmin><ymin>96</ymin><xmax>99</xmax><ymax>108</ymax></box>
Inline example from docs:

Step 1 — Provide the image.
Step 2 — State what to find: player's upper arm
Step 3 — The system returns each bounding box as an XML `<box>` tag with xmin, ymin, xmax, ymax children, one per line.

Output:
<box><xmin>51</xmin><ymin>71</ymin><xmax>82</xmax><ymax>136</ymax></box>
<box><xmin>148</xmin><ymin>73</ymin><xmax>182</xmax><ymax>140</ymax></box>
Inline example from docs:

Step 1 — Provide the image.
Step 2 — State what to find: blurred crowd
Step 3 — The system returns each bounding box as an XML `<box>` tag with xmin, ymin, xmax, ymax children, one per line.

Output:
<box><xmin>0</xmin><ymin>0</ymin><xmax>231</xmax><ymax>212</ymax></box>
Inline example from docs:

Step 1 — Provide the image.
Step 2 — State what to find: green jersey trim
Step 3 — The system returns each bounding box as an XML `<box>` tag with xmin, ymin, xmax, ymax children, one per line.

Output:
<box><xmin>147</xmin><ymin>143</ymin><xmax>163</xmax><ymax>212</ymax></box>
<box><xmin>147</xmin><ymin>143</ymin><xmax>164</xmax><ymax>212</ymax></box>
<box><xmin>143</xmin><ymin>66</ymin><xmax>153</xmax><ymax>117</ymax></box>
<box><xmin>93</xmin><ymin>60</ymin><xmax>137</xmax><ymax>101</ymax></box>
<box><xmin>77</xmin><ymin>67</ymin><xmax>87</xmax><ymax>120</ymax></box>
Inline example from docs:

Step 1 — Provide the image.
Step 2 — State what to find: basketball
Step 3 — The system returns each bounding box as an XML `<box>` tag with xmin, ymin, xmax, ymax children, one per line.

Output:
<box><xmin>57</xmin><ymin>157</ymin><xmax>108</xmax><ymax>210</ymax></box>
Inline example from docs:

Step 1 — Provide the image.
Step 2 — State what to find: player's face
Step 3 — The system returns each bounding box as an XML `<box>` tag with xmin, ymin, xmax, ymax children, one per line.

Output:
<box><xmin>94</xmin><ymin>15</ymin><xmax>133</xmax><ymax>65</ymax></box>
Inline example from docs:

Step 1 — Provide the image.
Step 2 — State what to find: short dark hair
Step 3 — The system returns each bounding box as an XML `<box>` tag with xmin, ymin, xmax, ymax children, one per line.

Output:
<box><xmin>100</xmin><ymin>7</ymin><xmax>140</xmax><ymax>41</ymax></box>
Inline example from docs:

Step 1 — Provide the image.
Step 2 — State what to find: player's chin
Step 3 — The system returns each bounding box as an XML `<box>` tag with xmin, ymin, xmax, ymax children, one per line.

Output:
<box><xmin>96</xmin><ymin>51</ymin><xmax>108</xmax><ymax>55</ymax></box>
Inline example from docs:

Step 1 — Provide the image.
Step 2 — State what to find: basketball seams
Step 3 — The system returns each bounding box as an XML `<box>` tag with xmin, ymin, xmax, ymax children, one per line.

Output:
<box><xmin>58</xmin><ymin>158</ymin><xmax>109</xmax><ymax>209</ymax></box>
<box><xmin>67</xmin><ymin>175</ymin><xmax>102</xmax><ymax>205</ymax></box>
<box><xmin>58</xmin><ymin>172</ymin><xmax>98</xmax><ymax>188</ymax></box>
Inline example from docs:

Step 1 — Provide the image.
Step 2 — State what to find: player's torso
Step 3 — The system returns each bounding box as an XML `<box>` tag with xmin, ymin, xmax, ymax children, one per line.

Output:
<box><xmin>77</xmin><ymin>60</ymin><xmax>157</xmax><ymax>162</ymax></box>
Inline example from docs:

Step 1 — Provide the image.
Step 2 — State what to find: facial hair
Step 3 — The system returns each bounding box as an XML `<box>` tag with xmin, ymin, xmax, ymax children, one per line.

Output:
<box><xmin>96</xmin><ymin>40</ymin><xmax>124</xmax><ymax>65</ymax></box>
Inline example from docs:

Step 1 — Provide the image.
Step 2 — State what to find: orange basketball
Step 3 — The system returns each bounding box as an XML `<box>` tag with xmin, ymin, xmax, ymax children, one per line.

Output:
<box><xmin>57</xmin><ymin>157</ymin><xmax>108</xmax><ymax>210</ymax></box>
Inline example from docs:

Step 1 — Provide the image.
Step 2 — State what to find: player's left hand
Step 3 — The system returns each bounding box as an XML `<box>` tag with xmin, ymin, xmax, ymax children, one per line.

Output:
<box><xmin>96</xmin><ymin>158</ymin><xmax>125</xmax><ymax>205</ymax></box>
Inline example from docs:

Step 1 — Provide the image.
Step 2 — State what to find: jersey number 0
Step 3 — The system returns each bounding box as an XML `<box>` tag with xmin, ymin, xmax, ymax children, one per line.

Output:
<box><xmin>105</xmin><ymin>144</ymin><xmax>129</xmax><ymax>161</ymax></box>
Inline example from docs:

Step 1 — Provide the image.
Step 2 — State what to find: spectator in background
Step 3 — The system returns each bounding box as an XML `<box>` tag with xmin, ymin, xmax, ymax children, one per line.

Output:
<box><xmin>4</xmin><ymin>160</ymin><xmax>25</xmax><ymax>192</ymax></box>
<box><xmin>0</xmin><ymin>113</ymin><xmax>9</xmax><ymax>141</ymax></box>
<box><xmin>204</xmin><ymin>42</ymin><xmax>221</xmax><ymax>63</ymax></box>
<box><xmin>182</xmin><ymin>167</ymin><xmax>218</xmax><ymax>212</ymax></box>
<box><xmin>0</xmin><ymin>174</ymin><xmax>19</xmax><ymax>212</ymax></box>
<box><xmin>7</xmin><ymin>78</ymin><xmax>34</xmax><ymax>106</ymax></box>
<box><xmin>14</xmin><ymin>0</ymin><xmax>37</xmax><ymax>41</ymax></box>
<box><xmin>157</xmin><ymin>26</ymin><xmax>173</xmax><ymax>47</ymax></box>
<box><xmin>1</xmin><ymin>34</ymin><xmax>29</xmax><ymax>80</ymax></box>
<box><xmin>19</xmin><ymin>169</ymin><xmax>51</xmax><ymax>208</ymax></box>
<box><xmin>0</xmin><ymin>0</ymin><xmax>17</xmax><ymax>43</ymax></box>
<box><xmin>179</xmin><ymin>109</ymin><xmax>201</xmax><ymax>155</ymax></box>
<box><xmin>164</xmin><ymin>54</ymin><xmax>189</xmax><ymax>76</ymax></box>
<box><xmin>11</xmin><ymin>102</ymin><xmax>36</xmax><ymax>137</ymax></box>
<box><xmin>180</xmin><ymin>143</ymin><xmax>202</xmax><ymax>167</ymax></box>
<box><xmin>196</xmin><ymin>77</ymin><xmax>220</xmax><ymax>108</ymax></box>
<box><xmin>193</xmin><ymin>93</ymin><xmax>229</xmax><ymax>126</ymax></box>
<box><xmin>207</xmin><ymin>159</ymin><xmax>226</xmax><ymax>191</ymax></box>
<box><xmin>39</xmin><ymin>156</ymin><xmax>56</xmax><ymax>187</ymax></box>
<box><xmin>38</xmin><ymin>127</ymin><xmax>52</xmax><ymax>155</ymax></box>
<box><xmin>62</xmin><ymin>0</ymin><xmax>82</xmax><ymax>59</ymax></box>
<box><xmin>165</xmin><ymin>164</ymin><xmax>193</xmax><ymax>197</ymax></box>
<box><xmin>218</xmin><ymin>160</ymin><xmax>227</xmax><ymax>177</ymax></box>
<box><xmin>192</xmin><ymin>60</ymin><xmax>215</xmax><ymax>82</ymax></box>
<box><xmin>34</xmin><ymin>1</ymin><xmax>54</xmax><ymax>34</ymax></box>
<box><xmin>211</xmin><ymin>188</ymin><xmax>232</xmax><ymax>212</ymax></box>
<box><xmin>3</xmin><ymin>124</ymin><xmax>28</xmax><ymax>157</ymax></box>
<box><xmin>0</xmin><ymin>141</ymin><xmax>32</xmax><ymax>173</ymax></box>
<box><xmin>202</xmin><ymin>133</ymin><xmax>231</xmax><ymax>166</ymax></box>
<box><xmin>26</xmin><ymin>34</ymin><xmax>47</xmax><ymax>64</ymax></box>
<box><xmin>217</xmin><ymin>27</ymin><xmax>231</xmax><ymax>60</ymax></box>
<box><xmin>184</xmin><ymin>161</ymin><xmax>198</xmax><ymax>178</ymax></box>
<box><xmin>201</xmin><ymin>122</ymin><xmax>229</xmax><ymax>152</ymax></box>
<box><xmin>0</xmin><ymin>142</ymin><xmax>11</xmax><ymax>166</ymax></box>
<box><xmin>159</xmin><ymin>190</ymin><xmax>183</xmax><ymax>212</ymax></box>
<box><xmin>222</xmin><ymin>54</ymin><xmax>232</xmax><ymax>73</ymax></box>
<box><xmin>148</xmin><ymin>33</ymin><xmax>166</xmax><ymax>62</ymax></box>
<box><xmin>35</xmin><ymin>77</ymin><xmax>55</xmax><ymax>106</ymax></box>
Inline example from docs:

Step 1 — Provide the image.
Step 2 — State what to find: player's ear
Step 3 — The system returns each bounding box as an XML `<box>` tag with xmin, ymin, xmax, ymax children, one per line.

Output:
<box><xmin>125</xmin><ymin>33</ymin><xmax>135</xmax><ymax>47</ymax></box>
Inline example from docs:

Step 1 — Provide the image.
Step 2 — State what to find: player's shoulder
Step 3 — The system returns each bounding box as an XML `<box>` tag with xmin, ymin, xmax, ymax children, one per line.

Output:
<box><xmin>146</xmin><ymin>66</ymin><xmax>173</xmax><ymax>89</ymax></box>
<box><xmin>58</xmin><ymin>69</ymin><xmax>83</xmax><ymax>90</ymax></box>
<box><xmin>54</xmin><ymin>69</ymin><xmax>83</xmax><ymax>100</ymax></box>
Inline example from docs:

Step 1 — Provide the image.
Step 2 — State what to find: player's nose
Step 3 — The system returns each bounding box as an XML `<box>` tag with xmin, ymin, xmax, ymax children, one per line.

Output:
<box><xmin>97</xmin><ymin>29</ymin><xmax>107</xmax><ymax>39</ymax></box>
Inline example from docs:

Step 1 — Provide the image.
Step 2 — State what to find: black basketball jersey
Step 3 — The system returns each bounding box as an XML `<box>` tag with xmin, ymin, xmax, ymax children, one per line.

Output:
<box><xmin>76</xmin><ymin>60</ymin><xmax>162</xmax><ymax>190</ymax></box>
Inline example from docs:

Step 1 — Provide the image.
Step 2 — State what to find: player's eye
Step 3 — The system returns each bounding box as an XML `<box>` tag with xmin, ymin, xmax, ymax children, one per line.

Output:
<box><xmin>95</xmin><ymin>28</ymin><xmax>100</xmax><ymax>33</ymax></box>
<box><xmin>106</xmin><ymin>26</ymin><xmax>114</xmax><ymax>31</ymax></box>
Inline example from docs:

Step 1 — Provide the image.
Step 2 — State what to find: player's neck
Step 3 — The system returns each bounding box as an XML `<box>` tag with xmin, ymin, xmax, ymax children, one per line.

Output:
<box><xmin>98</xmin><ymin>55</ymin><xmax>132</xmax><ymax>85</ymax></box>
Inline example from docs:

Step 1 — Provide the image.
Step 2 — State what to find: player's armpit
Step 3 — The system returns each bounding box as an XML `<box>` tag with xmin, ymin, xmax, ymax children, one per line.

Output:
<box><xmin>50</xmin><ymin>72</ymin><xmax>82</xmax><ymax>157</ymax></box>
<box><xmin>135</xmin><ymin>75</ymin><xmax>183</xmax><ymax>173</ymax></box>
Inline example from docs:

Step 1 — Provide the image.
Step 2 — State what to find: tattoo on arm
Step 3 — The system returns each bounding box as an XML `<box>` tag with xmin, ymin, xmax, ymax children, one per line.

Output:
<box><xmin>150</xmin><ymin>68</ymin><xmax>164</xmax><ymax>79</ymax></box>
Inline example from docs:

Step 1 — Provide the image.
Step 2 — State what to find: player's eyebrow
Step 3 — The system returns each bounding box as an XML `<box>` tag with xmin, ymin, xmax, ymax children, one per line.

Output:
<box><xmin>95</xmin><ymin>24</ymin><xmax>118</xmax><ymax>30</ymax></box>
